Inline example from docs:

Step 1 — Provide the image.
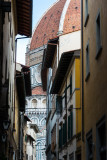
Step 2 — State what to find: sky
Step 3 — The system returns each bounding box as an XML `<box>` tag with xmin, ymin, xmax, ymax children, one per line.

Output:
<box><xmin>16</xmin><ymin>0</ymin><xmax>57</xmax><ymax>65</ymax></box>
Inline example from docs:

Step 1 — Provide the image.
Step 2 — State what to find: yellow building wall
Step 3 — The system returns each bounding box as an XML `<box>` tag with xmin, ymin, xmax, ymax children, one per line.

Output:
<box><xmin>82</xmin><ymin>0</ymin><xmax>107</xmax><ymax>159</ymax></box>
<box><xmin>13</xmin><ymin>86</ymin><xmax>20</xmax><ymax>150</ymax></box>
<box><xmin>75</xmin><ymin>59</ymin><xmax>81</xmax><ymax>135</ymax></box>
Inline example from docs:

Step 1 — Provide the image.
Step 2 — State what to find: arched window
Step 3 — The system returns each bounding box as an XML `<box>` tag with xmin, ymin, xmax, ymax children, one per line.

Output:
<box><xmin>32</xmin><ymin>99</ymin><xmax>37</xmax><ymax>108</ymax></box>
<box><xmin>41</xmin><ymin>118</ymin><xmax>46</xmax><ymax>125</ymax></box>
<box><xmin>42</xmin><ymin>99</ymin><xmax>46</xmax><ymax>108</ymax></box>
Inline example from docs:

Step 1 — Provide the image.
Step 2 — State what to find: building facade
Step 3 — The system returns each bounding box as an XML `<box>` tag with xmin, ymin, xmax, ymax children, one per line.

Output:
<box><xmin>25</xmin><ymin>37</ymin><xmax>47</xmax><ymax>160</ymax></box>
<box><xmin>81</xmin><ymin>0</ymin><xmax>107</xmax><ymax>160</ymax></box>
<box><xmin>26</xmin><ymin>94</ymin><xmax>46</xmax><ymax>160</ymax></box>
<box><xmin>40</xmin><ymin>0</ymin><xmax>81</xmax><ymax>159</ymax></box>
<box><xmin>0</xmin><ymin>1</ymin><xmax>32</xmax><ymax>160</ymax></box>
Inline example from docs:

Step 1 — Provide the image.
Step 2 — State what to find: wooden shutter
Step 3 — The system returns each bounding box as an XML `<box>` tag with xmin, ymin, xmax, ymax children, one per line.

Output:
<box><xmin>68</xmin><ymin>115</ymin><xmax>71</xmax><ymax>140</ymax></box>
<box><xmin>63</xmin><ymin>120</ymin><xmax>67</xmax><ymax>145</ymax></box>
<box><xmin>56</xmin><ymin>96</ymin><xmax>62</xmax><ymax>114</ymax></box>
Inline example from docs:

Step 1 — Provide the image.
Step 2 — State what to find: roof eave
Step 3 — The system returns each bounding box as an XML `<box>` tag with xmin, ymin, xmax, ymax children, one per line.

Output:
<box><xmin>16</xmin><ymin>0</ymin><xmax>32</xmax><ymax>37</ymax></box>
<box><xmin>50</xmin><ymin>51</ymin><xmax>80</xmax><ymax>94</ymax></box>
<box><xmin>41</xmin><ymin>38</ymin><xmax>58</xmax><ymax>91</ymax></box>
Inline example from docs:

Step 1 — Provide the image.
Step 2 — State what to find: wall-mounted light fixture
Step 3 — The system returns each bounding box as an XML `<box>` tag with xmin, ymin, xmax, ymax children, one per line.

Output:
<box><xmin>3</xmin><ymin>120</ymin><xmax>11</xmax><ymax>130</ymax></box>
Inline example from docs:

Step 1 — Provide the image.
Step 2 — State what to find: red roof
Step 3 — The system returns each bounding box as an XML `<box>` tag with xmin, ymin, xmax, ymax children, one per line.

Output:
<box><xmin>30</xmin><ymin>0</ymin><xmax>66</xmax><ymax>50</ymax></box>
<box><xmin>63</xmin><ymin>0</ymin><xmax>81</xmax><ymax>34</ymax></box>
<box><xmin>30</xmin><ymin>0</ymin><xmax>81</xmax><ymax>50</ymax></box>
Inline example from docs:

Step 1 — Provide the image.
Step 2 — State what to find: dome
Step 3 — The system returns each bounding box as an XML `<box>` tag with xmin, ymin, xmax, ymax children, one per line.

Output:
<box><xmin>30</xmin><ymin>0</ymin><xmax>80</xmax><ymax>50</ymax></box>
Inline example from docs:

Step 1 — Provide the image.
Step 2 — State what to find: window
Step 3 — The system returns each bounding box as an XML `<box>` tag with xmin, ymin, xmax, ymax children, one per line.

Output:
<box><xmin>86</xmin><ymin>130</ymin><xmax>93</xmax><ymax>160</ymax></box>
<box><xmin>56</xmin><ymin>96</ymin><xmax>62</xmax><ymax>114</ymax></box>
<box><xmin>96</xmin><ymin>116</ymin><xmax>106</xmax><ymax>160</ymax></box>
<box><xmin>68</xmin><ymin>111</ymin><xmax>73</xmax><ymax>140</ymax></box>
<box><xmin>70</xmin><ymin>74</ymin><xmax>72</xmax><ymax>95</ymax></box>
<box><xmin>85</xmin><ymin>42</ymin><xmax>90</xmax><ymax>81</ymax></box>
<box><xmin>96</xmin><ymin>12</ymin><xmax>102</xmax><ymax>59</ymax></box>
<box><xmin>41</xmin><ymin>119</ymin><xmax>46</xmax><ymax>125</ymax></box>
<box><xmin>32</xmin><ymin>99</ymin><xmax>37</xmax><ymax>108</ymax></box>
<box><xmin>65</xmin><ymin>88</ymin><xmax>67</xmax><ymax>107</ymax></box>
<box><xmin>84</xmin><ymin>0</ymin><xmax>89</xmax><ymax>27</ymax></box>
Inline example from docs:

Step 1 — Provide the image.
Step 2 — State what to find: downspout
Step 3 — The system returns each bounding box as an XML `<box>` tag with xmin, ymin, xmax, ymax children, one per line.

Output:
<box><xmin>81</xmin><ymin>0</ymin><xmax>84</xmax><ymax>142</ymax></box>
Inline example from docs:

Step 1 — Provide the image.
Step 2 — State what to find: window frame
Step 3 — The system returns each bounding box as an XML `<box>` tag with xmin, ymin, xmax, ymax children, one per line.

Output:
<box><xmin>85</xmin><ymin>41</ymin><xmax>90</xmax><ymax>81</ymax></box>
<box><xmin>96</xmin><ymin>116</ymin><xmax>106</xmax><ymax>160</ymax></box>
<box><xmin>84</xmin><ymin>0</ymin><xmax>89</xmax><ymax>27</ymax></box>
<box><xmin>95</xmin><ymin>11</ymin><xmax>102</xmax><ymax>59</ymax></box>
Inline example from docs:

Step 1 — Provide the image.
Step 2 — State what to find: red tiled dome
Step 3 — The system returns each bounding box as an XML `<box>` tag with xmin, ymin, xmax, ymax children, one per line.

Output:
<box><xmin>30</xmin><ymin>0</ymin><xmax>66</xmax><ymax>50</ymax></box>
<box><xmin>63</xmin><ymin>0</ymin><xmax>81</xmax><ymax>34</ymax></box>
<box><xmin>30</xmin><ymin>0</ymin><xmax>81</xmax><ymax>51</ymax></box>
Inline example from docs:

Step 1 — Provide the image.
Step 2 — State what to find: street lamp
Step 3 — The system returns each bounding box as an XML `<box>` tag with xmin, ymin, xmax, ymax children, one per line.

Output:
<box><xmin>3</xmin><ymin>120</ymin><xmax>11</xmax><ymax>130</ymax></box>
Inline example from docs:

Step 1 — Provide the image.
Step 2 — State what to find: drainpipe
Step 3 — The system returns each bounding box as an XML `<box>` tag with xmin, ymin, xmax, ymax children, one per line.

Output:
<box><xmin>81</xmin><ymin>0</ymin><xmax>84</xmax><ymax>142</ymax></box>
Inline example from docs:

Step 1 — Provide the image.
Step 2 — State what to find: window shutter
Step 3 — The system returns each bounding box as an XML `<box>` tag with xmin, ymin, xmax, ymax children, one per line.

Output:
<box><xmin>25</xmin><ymin>135</ymin><xmax>27</xmax><ymax>142</ymax></box>
<box><xmin>68</xmin><ymin>115</ymin><xmax>71</xmax><ymax>140</ymax></box>
<box><xmin>56</xmin><ymin>96</ymin><xmax>62</xmax><ymax>114</ymax></box>
<box><xmin>63</xmin><ymin>120</ymin><xmax>67</xmax><ymax>145</ymax></box>
<box><xmin>65</xmin><ymin>120</ymin><xmax>67</xmax><ymax>143</ymax></box>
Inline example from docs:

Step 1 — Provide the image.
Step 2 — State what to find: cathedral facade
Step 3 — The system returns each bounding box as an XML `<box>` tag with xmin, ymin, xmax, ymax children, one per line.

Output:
<box><xmin>25</xmin><ymin>44</ymin><xmax>46</xmax><ymax>160</ymax></box>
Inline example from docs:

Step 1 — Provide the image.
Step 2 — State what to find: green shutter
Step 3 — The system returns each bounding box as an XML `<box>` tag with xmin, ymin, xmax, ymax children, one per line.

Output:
<box><xmin>25</xmin><ymin>135</ymin><xmax>27</xmax><ymax>142</ymax></box>
<box><xmin>68</xmin><ymin>115</ymin><xmax>71</xmax><ymax>140</ymax></box>
<box><xmin>70</xmin><ymin>75</ymin><xmax>72</xmax><ymax>95</ymax></box>
<box><xmin>56</xmin><ymin>96</ymin><xmax>62</xmax><ymax>114</ymax></box>
<box><xmin>65</xmin><ymin>120</ymin><xmax>67</xmax><ymax>143</ymax></box>
<box><xmin>68</xmin><ymin>112</ymin><xmax>73</xmax><ymax>140</ymax></box>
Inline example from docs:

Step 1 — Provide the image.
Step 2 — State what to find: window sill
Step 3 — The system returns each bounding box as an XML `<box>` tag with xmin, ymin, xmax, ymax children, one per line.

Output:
<box><xmin>84</xmin><ymin>14</ymin><xmax>89</xmax><ymax>27</ymax></box>
<box><xmin>85</xmin><ymin>72</ymin><xmax>90</xmax><ymax>82</ymax></box>
<box><xmin>95</xmin><ymin>45</ymin><xmax>102</xmax><ymax>59</ymax></box>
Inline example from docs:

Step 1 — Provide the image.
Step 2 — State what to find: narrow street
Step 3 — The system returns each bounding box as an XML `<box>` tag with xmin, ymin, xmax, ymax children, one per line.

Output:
<box><xmin>0</xmin><ymin>0</ymin><xmax>107</xmax><ymax>160</ymax></box>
